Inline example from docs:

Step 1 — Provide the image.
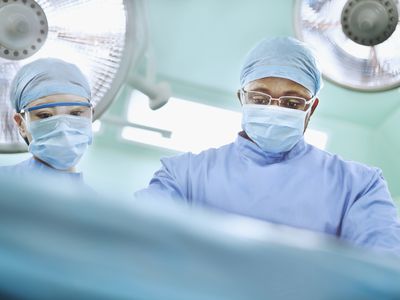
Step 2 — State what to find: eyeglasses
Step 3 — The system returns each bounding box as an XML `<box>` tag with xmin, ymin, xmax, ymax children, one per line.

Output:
<box><xmin>240</xmin><ymin>88</ymin><xmax>315</xmax><ymax>111</ymax></box>
<box><xmin>21</xmin><ymin>102</ymin><xmax>93</xmax><ymax>121</ymax></box>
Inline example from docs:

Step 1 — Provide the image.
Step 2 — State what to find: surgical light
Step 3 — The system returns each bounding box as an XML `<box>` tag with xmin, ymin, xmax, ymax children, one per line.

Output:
<box><xmin>0</xmin><ymin>0</ymin><xmax>142</xmax><ymax>152</ymax></box>
<box><xmin>294</xmin><ymin>0</ymin><xmax>400</xmax><ymax>91</ymax></box>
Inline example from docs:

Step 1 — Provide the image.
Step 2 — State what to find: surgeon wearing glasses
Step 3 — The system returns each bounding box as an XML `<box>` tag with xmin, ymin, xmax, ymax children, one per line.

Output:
<box><xmin>0</xmin><ymin>58</ymin><xmax>93</xmax><ymax>183</ymax></box>
<box><xmin>136</xmin><ymin>37</ymin><xmax>400</xmax><ymax>255</ymax></box>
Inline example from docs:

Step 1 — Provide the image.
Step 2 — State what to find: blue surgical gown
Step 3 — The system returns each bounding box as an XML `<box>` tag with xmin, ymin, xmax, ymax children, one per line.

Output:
<box><xmin>136</xmin><ymin>134</ymin><xmax>400</xmax><ymax>255</ymax></box>
<box><xmin>0</xmin><ymin>157</ymin><xmax>88</xmax><ymax>188</ymax></box>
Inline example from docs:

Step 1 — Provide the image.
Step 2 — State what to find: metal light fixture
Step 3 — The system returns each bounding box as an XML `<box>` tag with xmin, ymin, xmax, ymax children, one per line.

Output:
<box><xmin>0</xmin><ymin>0</ymin><xmax>144</xmax><ymax>153</ymax></box>
<box><xmin>294</xmin><ymin>0</ymin><xmax>400</xmax><ymax>91</ymax></box>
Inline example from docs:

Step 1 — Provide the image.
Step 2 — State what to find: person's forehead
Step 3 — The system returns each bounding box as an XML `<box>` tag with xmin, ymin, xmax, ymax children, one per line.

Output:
<box><xmin>245</xmin><ymin>77</ymin><xmax>312</xmax><ymax>97</ymax></box>
<box><xmin>27</xmin><ymin>94</ymin><xmax>89</xmax><ymax>108</ymax></box>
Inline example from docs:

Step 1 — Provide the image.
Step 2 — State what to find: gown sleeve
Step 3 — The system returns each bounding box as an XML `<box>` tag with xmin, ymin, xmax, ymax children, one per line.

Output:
<box><xmin>135</xmin><ymin>155</ymin><xmax>189</xmax><ymax>203</ymax></box>
<box><xmin>340</xmin><ymin>168</ymin><xmax>400</xmax><ymax>256</ymax></box>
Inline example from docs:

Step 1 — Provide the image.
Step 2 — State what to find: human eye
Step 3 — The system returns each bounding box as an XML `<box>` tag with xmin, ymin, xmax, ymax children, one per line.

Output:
<box><xmin>247</xmin><ymin>91</ymin><xmax>270</xmax><ymax>105</ymax></box>
<box><xmin>280</xmin><ymin>97</ymin><xmax>305</xmax><ymax>110</ymax></box>
<box><xmin>70</xmin><ymin>110</ymin><xmax>84</xmax><ymax>116</ymax></box>
<box><xmin>34</xmin><ymin>110</ymin><xmax>53</xmax><ymax>119</ymax></box>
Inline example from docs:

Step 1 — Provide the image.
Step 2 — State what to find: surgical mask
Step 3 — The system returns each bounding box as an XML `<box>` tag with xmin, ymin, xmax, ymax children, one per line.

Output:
<box><xmin>27</xmin><ymin>115</ymin><xmax>93</xmax><ymax>170</ymax></box>
<box><xmin>241</xmin><ymin>104</ymin><xmax>309</xmax><ymax>153</ymax></box>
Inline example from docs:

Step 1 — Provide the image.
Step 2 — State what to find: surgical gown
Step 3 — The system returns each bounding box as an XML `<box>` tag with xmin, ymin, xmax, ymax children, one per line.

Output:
<box><xmin>0</xmin><ymin>157</ymin><xmax>90</xmax><ymax>192</ymax></box>
<box><xmin>136</xmin><ymin>134</ymin><xmax>400</xmax><ymax>255</ymax></box>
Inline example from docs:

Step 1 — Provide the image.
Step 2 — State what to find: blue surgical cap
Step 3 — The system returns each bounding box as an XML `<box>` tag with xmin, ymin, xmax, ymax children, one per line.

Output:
<box><xmin>240</xmin><ymin>37</ymin><xmax>323</xmax><ymax>96</ymax></box>
<box><xmin>10</xmin><ymin>58</ymin><xmax>91</xmax><ymax>112</ymax></box>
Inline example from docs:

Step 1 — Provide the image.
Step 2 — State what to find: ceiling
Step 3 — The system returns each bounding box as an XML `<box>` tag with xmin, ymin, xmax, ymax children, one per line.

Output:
<box><xmin>140</xmin><ymin>0</ymin><xmax>400</xmax><ymax>130</ymax></box>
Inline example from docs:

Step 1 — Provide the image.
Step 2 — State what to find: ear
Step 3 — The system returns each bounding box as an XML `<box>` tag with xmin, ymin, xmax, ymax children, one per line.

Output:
<box><xmin>304</xmin><ymin>98</ymin><xmax>319</xmax><ymax>132</ymax></box>
<box><xmin>236</xmin><ymin>89</ymin><xmax>243</xmax><ymax>106</ymax></box>
<box><xmin>310</xmin><ymin>98</ymin><xmax>319</xmax><ymax>117</ymax></box>
<box><xmin>13</xmin><ymin>113</ymin><xmax>27</xmax><ymax>138</ymax></box>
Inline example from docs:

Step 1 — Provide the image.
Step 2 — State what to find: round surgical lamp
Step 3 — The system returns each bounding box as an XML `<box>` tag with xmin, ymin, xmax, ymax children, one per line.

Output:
<box><xmin>0</xmin><ymin>0</ymin><xmax>143</xmax><ymax>153</ymax></box>
<box><xmin>294</xmin><ymin>0</ymin><xmax>400</xmax><ymax>91</ymax></box>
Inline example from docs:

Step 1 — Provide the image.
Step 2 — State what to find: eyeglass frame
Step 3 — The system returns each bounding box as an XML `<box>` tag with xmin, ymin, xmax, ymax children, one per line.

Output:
<box><xmin>20</xmin><ymin>101</ymin><xmax>93</xmax><ymax>122</ymax></box>
<box><xmin>20</xmin><ymin>101</ymin><xmax>92</xmax><ymax>114</ymax></box>
<box><xmin>239</xmin><ymin>88</ymin><xmax>316</xmax><ymax>111</ymax></box>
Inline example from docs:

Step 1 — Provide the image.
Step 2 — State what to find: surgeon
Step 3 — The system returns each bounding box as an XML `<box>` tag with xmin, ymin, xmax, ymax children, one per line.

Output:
<box><xmin>0</xmin><ymin>58</ymin><xmax>93</xmax><ymax>184</ymax></box>
<box><xmin>136</xmin><ymin>37</ymin><xmax>400</xmax><ymax>255</ymax></box>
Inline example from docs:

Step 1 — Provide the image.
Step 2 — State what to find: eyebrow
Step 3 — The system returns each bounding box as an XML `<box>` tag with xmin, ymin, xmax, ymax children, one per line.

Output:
<box><xmin>251</xmin><ymin>87</ymin><xmax>310</xmax><ymax>98</ymax></box>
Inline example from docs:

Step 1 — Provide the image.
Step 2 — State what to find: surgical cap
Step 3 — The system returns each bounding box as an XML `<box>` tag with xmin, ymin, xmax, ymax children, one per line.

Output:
<box><xmin>240</xmin><ymin>37</ymin><xmax>323</xmax><ymax>96</ymax></box>
<box><xmin>10</xmin><ymin>58</ymin><xmax>91</xmax><ymax>112</ymax></box>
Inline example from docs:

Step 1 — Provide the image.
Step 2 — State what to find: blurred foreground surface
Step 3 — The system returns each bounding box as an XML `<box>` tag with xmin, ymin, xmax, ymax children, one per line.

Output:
<box><xmin>0</xmin><ymin>174</ymin><xmax>399</xmax><ymax>300</ymax></box>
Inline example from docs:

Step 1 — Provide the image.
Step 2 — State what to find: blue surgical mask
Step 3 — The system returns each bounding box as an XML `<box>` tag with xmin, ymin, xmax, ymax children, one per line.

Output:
<box><xmin>241</xmin><ymin>104</ymin><xmax>309</xmax><ymax>153</ymax></box>
<box><xmin>27</xmin><ymin>115</ymin><xmax>93</xmax><ymax>170</ymax></box>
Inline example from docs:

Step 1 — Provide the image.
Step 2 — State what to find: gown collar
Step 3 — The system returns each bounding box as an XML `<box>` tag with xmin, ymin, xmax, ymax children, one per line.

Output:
<box><xmin>235</xmin><ymin>132</ymin><xmax>308</xmax><ymax>164</ymax></box>
<box><xmin>28</xmin><ymin>157</ymin><xmax>83</xmax><ymax>180</ymax></box>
